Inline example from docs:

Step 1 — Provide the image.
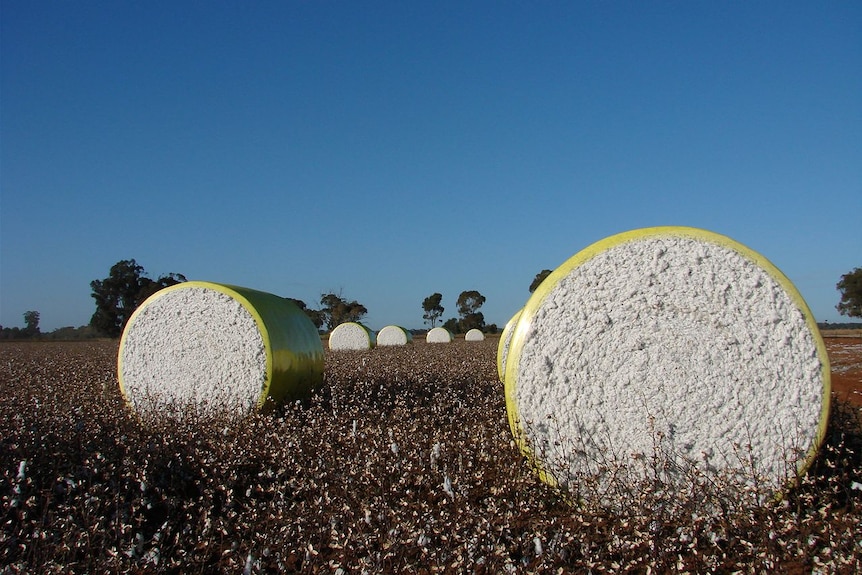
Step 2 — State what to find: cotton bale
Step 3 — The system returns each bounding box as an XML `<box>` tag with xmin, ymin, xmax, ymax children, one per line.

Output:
<box><xmin>377</xmin><ymin>325</ymin><xmax>413</xmax><ymax>346</ymax></box>
<box><xmin>465</xmin><ymin>328</ymin><xmax>485</xmax><ymax>341</ymax></box>
<box><xmin>426</xmin><ymin>327</ymin><xmax>453</xmax><ymax>344</ymax></box>
<box><xmin>497</xmin><ymin>309</ymin><xmax>523</xmax><ymax>382</ymax></box>
<box><xmin>504</xmin><ymin>226</ymin><xmax>830</xmax><ymax>502</ymax></box>
<box><xmin>118</xmin><ymin>281</ymin><xmax>324</xmax><ymax>417</ymax></box>
<box><xmin>329</xmin><ymin>322</ymin><xmax>376</xmax><ymax>350</ymax></box>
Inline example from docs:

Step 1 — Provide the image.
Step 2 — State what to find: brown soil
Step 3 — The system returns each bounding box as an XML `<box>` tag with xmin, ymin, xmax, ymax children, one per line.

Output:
<box><xmin>824</xmin><ymin>336</ymin><xmax>862</xmax><ymax>407</ymax></box>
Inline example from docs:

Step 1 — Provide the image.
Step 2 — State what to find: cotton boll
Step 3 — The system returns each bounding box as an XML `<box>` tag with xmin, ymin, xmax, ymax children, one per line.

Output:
<box><xmin>533</xmin><ymin>536</ymin><xmax>543</xmax><ymax>556</ymax></box>
<box><xmin>431</xmin><ymin>442</ymin><xmax>441</xmax><ymax>467</ymax></box>
<box><xmin>442</xmin><ymin>475</ymin><xmax>454</xmax><ymax>499</ymax></box>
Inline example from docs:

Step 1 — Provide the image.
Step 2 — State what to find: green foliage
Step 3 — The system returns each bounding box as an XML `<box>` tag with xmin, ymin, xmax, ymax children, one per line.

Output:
<box><xmin>530</xmin><ymin>269</ymin><xmax>553</xmax><ymax>293</ymax></box>
<box><xmin>0</xmin><ymin>326</ymin><xmax>26</xmax><ymax>340</ymax></box>
<box><xmin>421</xmin><ymin>293</ymin><xmax>445</xmax><ymax>327</ymax></box>
<box><xmin>443</xmin><ymin>317</ymin><xmax>460</xmax><ymax>333</ymax></box>
<box><xmin>285</xmin><ymin>297</ymin><xmax>325</xmax><ymax>330</ymax></box>
<box><xmin>818</xmin><ymin>322</ymin><xmax>862</xmax><ymax>331</ymax></box>
<box><xmin>456</xmin><ymin>290</ymin><xmax>485</xmax><ymax>317</ymax></box>
<box><xmin>319</xmin><ymin>293</ymin><xmax>367</xmax><ymax>331</ymax></box>
<box><xmin>456</xmin><ymin>290</ymin><xmax>486</xmax><ymax>332</ymax></box>
<box><xmin>0</xmin><ymin>311</ymin><xmax>42</xmax><ymax>340</ymax></box>
<box><xmin>836</xmin><ymin>267</ymin><xmax>862</xmax><ymax>318</ymax></box>
<box><xmin>23</xmin><ymin>311</ymin><xmax>40</xmax><ymax>336</ymax></box>
<box><xmin>41</xmin><ymin>325</ymin><xmax>103</xmax><ymax>340</ymax></box>
<box><xmin>89</xmin><ymin>259</ymin><xmax>186</xmax><ymax>337</ymax></box>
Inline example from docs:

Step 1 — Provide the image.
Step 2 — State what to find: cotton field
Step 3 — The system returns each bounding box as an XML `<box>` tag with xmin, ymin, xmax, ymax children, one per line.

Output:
<box><xmin>1</xmin><ymin>339</ymin><xmax>860</xmax><ymax>573</ymax></box>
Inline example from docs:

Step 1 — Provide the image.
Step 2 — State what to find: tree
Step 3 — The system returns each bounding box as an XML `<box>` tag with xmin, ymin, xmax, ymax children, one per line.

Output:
<box><xmin>23</xmin><ymin>311</ymin><xmax>40</xmax><ymax>336</ymax></box>
<box><xmin>530</xmin><ymin>269</ymin><xmax>553</xmax><ymax>293</ymax></box>
<box><xmin>836</xmin><ymin>267</ymin><xmax>862</xmax><ymax>318</ymax></box>
<box><xmin>443</xmin><ymin>317</ymin><xmax>459</xmax><ymax>334</ymax></box>
<box><xmin>456</xmin><ymin>290</ymin><xmax>486</xmax><ymax>332</ymax></box>
<box><xmin>421</xmin><ymin>293</ymin><xmax>445</xmax><ymax>327</ymax></box>
<box><xmin>285</xmin><ymin>297</ymin><xmax>324</xmax><ymax>330</ymax></box>
<box><xmin>90</xmin><ymin>259</ymin><xmax>186</xmax><ymax>337</ymax></box>
<box><xmin>319</xmin><ymin>293</ymin><xmax>367</xmax><ymax>331</ymax></box>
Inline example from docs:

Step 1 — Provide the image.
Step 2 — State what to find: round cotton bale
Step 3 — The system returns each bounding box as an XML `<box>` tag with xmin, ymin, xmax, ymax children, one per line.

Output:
<box><xmin>426</xmin><ymin>327</ymin><xmax>453</xmax><ymax>344</ymax></box>
<box><xmin>497</xmin><ymin>309</ymin><xmax>523</xmax><ymax>382</ymax></box>
<box><xmin>465</xmin><ymin>328</ymin><xmax>485</xmax><ymax>341</ymax></box>
<box><xmin>377</xmin><ymin>325</ymin><xmax>413</xmax><ymax>346</ymax></box>
<box><xmin>504</xmin><ymin>226</ymin><xmax>830</xmax><ymax>501</ymax></box>
<box><xmin>329</xmin><ymin>322</ymin><xmax>376</xmax><ymax>350</ymax></box>
<box><xmin>118</xmin><ymin>281</ymin><xmax>324</xmax><ymax>417</ymax></box>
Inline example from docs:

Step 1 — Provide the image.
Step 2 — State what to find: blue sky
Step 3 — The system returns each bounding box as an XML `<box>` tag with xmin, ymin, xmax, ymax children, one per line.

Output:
<box><xmin>2</xmin><ymin>1</ymin><xmax>860</xmax><ymax>332</ymax></box>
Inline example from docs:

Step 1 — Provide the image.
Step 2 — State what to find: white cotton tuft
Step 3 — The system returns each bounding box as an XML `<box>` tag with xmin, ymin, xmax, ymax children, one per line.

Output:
<box><xmin>533</xmin><ymin>537</ymin><xmax>543</xmax><ymax>556</ymax></box>
<box><xmin>442</xmin><ymin>475</ymin><xmax>454</xmax><ymax>499</ymax></box>
<box><xmin>431</xmin><ymin>442</ymin><xmax>441</xmax><ymax>467</ymax></box>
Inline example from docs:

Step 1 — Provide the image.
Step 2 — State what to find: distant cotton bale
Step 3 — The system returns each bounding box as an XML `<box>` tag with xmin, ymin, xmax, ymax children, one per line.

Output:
<box><xmin>329</xmin><ymin>322</ymin><xmax>376</xmax><ymax>350</ymax></box>
<box><xmin>465</xmin><ymin>328</ymin><xmax>485</xmax><ymax>341</ymax></box>
<box><xmin>497</xmin><ymin>309</ymin><xmax>523</xmax><ymax>382</ymax></box>
<box><xmin>426</xmin><ymin>327</ymin><xmax>453</xmax><ymax>344</ymax></box>
<box><xmin>504</xmin><ymin>227</ymin><xmax>830</xmax><ymax>502</ymax></box>
<box><xmin>118</xmin><ymin>281</ymin><xmax>324</xmax><ymax>417</ymax></box>
<box><xmin>377</xmin><ymin>325</ymin><xmax>413</xmax><ymax>346</ymax></box>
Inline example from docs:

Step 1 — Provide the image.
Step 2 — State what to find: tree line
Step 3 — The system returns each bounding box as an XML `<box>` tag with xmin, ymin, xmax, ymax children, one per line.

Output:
<box><xmin>3</xmin><ymin>263</ymin><xmax>861</xmax><ymax>340</ymax></box>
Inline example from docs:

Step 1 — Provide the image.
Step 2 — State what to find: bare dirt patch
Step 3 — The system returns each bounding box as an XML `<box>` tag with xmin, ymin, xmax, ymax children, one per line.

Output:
<box><xmin>825</xmin><ymin>336</ymin><xmax>862</xmax><ymax>407</ymax></box>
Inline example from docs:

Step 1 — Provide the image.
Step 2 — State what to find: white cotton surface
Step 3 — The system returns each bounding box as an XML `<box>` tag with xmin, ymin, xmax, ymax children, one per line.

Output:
<box><xmin>329</xmin><ymin>322</ymin><xmax>375</xmax><ymax>350</ymax></box>
<box><xmin>465</xmin><ymin>329</ymin><xmax>485</xmax><ymax>341</ymax></box>
<box><xmin>426</xmin><ymin>327</ymin><xmax>453</xmax><ymax>344</ymax></box>
<box><xmin>119</xmin><ymin>286</ymin><xmax>267</xmax><ymax>415</ymax></box>
<box><xmin>377</xmin><ymin>325</ymin><xmax>412</xmax><ymax>346</ymax></box>
<box><xmin>512</xmin><ymin>235</ymin><xmax>826</xmax><ymax>495</ymax></box>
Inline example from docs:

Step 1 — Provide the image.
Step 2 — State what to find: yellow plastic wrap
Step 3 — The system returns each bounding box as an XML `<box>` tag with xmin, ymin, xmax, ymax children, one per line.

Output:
<box><xmin>497</xmin><ymin>308</ymin><xmax>522</xmax><ymax>383</ymax></box>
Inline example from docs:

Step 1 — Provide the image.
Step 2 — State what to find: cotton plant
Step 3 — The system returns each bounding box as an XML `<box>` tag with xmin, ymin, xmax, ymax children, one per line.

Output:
<box><xmin>1</xmin><ymin>332</ymin><xmax>859</xmax><ymax>573</ymax></box>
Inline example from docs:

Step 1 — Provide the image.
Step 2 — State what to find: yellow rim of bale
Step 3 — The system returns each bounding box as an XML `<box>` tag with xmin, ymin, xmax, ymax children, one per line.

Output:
<box><xmin>497</xmin><ymin>308</ymin><xmax>523</xmax><ymax>382</ymax></box>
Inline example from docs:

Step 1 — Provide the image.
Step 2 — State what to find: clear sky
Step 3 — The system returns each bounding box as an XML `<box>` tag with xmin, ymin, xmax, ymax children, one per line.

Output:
<box><xmin>2</xmin><ymin>1</ymin><xmax>860</xmax><ymax>332</ymax></box>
